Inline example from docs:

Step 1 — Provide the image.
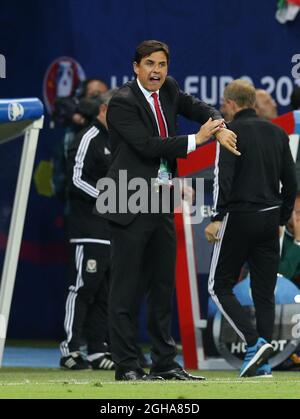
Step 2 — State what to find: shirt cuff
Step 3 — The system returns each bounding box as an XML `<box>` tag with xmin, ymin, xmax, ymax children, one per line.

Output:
<box><xmin>187</xmin><ymin>135</ymin><xmax>196</xmax><ymax>154</ymax></box>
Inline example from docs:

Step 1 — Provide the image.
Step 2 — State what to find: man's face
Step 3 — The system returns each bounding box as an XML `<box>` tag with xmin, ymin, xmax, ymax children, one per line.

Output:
<box><xmin>86</xmin><ymin>80</ymin><xmax>108</xmax><ymax>98</ymax></box>
<box><xmin>133</xmin><ymin>51</ymin><xmax>168</xmax><ymax>92</ymax></box>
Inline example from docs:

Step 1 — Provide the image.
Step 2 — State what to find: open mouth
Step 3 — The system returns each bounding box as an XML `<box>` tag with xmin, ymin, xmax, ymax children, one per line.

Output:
<box><xmin>149</xmin><ymin>76</ymin><xmax>161</xmax><ymax>82</ymax></box>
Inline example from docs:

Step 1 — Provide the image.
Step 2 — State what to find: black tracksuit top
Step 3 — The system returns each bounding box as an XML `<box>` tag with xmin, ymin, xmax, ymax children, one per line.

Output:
<box><xmin>212</xmin><ymin>108</ymin><xmax>297</xmax><ymax>225</ymax></box>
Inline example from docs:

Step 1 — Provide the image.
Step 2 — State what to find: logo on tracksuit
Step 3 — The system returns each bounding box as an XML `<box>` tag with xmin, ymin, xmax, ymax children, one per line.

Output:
<box><xmin>86</xmin><ymin>259</ymin><xmax>97</xmax><ymax>273</ymax></box>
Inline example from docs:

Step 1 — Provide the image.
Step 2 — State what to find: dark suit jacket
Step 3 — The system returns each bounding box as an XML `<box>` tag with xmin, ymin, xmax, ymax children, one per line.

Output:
<box><xmin>101</xmin><ymin>76</ymin><xmax>222</xmax><ymax>225</ymax></box>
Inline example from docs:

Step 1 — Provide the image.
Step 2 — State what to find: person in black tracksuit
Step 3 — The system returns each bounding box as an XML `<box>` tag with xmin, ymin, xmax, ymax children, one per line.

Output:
<box><xmin>60</xmin><ymin>91</ymin><xmax>115</xmax><ymax>370</ymax></box>
<box><xmin>206</xmin><ymin>80</ymin><xmax>297</xmax><ymax>377</ymax></box>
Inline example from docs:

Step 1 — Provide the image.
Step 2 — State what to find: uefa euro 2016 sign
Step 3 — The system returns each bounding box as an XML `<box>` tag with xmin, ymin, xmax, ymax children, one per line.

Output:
<box><xmin>292</xmin><ymin>54</ymin><xmax>300</xmax><ymax>80</ymax></box>
<box><xmin>0</xmin><ymin>55</ymin><xmax>6</xmax><ymax>79</ymax></box>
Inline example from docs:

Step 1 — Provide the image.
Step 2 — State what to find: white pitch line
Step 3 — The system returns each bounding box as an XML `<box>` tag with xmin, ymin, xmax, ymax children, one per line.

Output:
<box><xmin>1</xmin><ymin>379</ymin><xmax>300</xmax><ymax>387</ymax></box>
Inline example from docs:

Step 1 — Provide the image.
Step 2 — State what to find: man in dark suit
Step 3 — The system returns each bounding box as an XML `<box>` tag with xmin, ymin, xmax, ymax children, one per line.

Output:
<box><xmin>99</xmin><ymin>40</ymin><xmax>239</xmax><ymax>381</ymax></box>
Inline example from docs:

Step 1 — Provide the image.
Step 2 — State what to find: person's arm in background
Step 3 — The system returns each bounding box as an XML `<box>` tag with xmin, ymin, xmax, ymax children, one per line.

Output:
<box><xmin>278</xmin><ymin>207</ymin><xmax>300</xmax><ymax>279</ymax></box>
<box><xmin>280</xmin><ymin>132</ymin><xmax>297</xmax><ymax>226</ymax></box>
<box><xmin>278</xmin><ymin>131</ymin><xmax>298</xmax><ymax>279</ymax></box>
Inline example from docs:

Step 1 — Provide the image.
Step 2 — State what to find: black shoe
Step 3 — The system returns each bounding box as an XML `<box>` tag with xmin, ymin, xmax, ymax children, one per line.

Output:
<box><xmin>89</xmin><ymin>353</ymin><xmax>115</xmax><ymax>370</ymax></box>
<box><xmin>115</xmin><ymin>368</ymin><xmax>164</xmax><ymax>381</ymax></box>
<box><xmin>60</xmin><ymin>352</ymin><xmax>89</xmax><ymax>370</ymax></box>
<box><xmin>151</xmin><ymin>366</ymin><xmax>206</xmax><ymax>381</ymax></box>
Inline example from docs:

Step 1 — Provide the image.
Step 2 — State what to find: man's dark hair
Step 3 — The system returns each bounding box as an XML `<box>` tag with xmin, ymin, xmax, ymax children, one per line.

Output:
<box><xmin>291</xmin><ymin>86</ymin><xmax>300</xmax><ymax>110</ymax></box>
<box><xmin>134</xmin><ymin>40</ymin><xmax>170</xmax><ymax>64</ymax></box>
<box><xmin>77</xmin><ymin>95</ymin><xmax>103</xmax><ymax>121</ymax></box>
<box><xmin>77</xmin><ymin>89</ymin><xmax>118</xmax><ymax>121</ymax></box>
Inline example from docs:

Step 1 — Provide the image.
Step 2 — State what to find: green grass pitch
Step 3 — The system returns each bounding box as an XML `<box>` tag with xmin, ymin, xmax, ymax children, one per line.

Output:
<box><xmin>0</xmin><ymin>369</ymin><xmax>300</xmax><ymax>399</ymax></box>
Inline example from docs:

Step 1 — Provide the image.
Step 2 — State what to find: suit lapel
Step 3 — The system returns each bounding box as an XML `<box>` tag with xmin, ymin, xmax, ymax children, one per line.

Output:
<box><xmin>130</xmin><ymin>80</ymin><xmax>158</xmax><ymax>133</ymax></box>
<box><xmin>130</xmin><ymin>79</ymin><xmax>175</xmax><ymax>136</ymax></box>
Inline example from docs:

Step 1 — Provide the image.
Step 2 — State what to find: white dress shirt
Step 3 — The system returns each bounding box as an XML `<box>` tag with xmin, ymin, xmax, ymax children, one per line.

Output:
<box><xmin>136</xmin><ymin>78</ymin><xmax>196</xmax><ymax>154</ymax></box>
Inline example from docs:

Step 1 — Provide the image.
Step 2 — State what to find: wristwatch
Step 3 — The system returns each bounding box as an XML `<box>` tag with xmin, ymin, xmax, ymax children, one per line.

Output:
<box><xmin>294</xmin><ymin>239</ymin><xmax>300</xmax><ymax>246</ymax></box>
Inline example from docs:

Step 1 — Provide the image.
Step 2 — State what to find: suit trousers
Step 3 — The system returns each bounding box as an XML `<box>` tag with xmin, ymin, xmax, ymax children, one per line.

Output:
<box><xmin>109</xmin><ymin>213</ymin><xmax>178</xmax><ymax>370</ymax></box>
<box><xmin>208</xmin><ymin>208</ymin><xmax>280</xmax><ymax>346</ymax></box>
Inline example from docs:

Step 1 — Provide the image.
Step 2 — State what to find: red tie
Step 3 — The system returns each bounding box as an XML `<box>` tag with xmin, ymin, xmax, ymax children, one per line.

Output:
<box><xmin>151</xmin><ymin>92</ymin><xmax>167</xmax><ymax>138</ymax></box>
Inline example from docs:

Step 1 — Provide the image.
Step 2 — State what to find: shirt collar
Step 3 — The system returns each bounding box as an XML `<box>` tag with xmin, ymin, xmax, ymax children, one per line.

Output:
<box><xmin>137</xmin><ymin>78</ymin><xmax>159</xmax><ymax>101</ymax></box>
